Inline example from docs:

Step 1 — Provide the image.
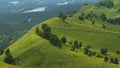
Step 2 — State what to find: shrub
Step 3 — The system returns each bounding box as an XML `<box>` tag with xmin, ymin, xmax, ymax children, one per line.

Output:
<box><xmin>100</xmin><ymin>48</ymin><xmax>108</xmax><ymax>55</ymax></box>
<box><xmin>60</xmin><ymin>37</ymin><xmax>67</xmax><ymax>45</ymax></box>
<box><xmin>104</xmin><ymin>56</ymin><xmax>109</xmax><ymax>63</ymax></box>
<box><xmin>102</xmin><ymin>24</ymin><xmax>106</xmax><ymax>29</ymax></box>
<box><xmin>58</xmin><ymin>12</ymin><xmax>67</xmax><ymax>21</ymax></box>
<box><xmin>4</xmin><ymin>49</ymin><xmax>15</xmax><ymax>64</ymax></box>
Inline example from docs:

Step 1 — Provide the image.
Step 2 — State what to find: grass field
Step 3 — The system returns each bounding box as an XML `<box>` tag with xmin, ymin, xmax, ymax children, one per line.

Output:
<box><xmin>0</xmin><ymin>17</ymin><xmax>119</xmax><ymax>68</ymax></box>
<box><xmin>0</xmin><ymin>0</ymin><xmax>120</xmax><ymax>68</ymax></box>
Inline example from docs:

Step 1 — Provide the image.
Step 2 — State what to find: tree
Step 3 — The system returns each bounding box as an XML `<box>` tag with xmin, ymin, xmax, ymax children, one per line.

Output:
<box><xmin>84</xmin><ymin>45</ymin><xmax>91</xmax><ymax>55</ymax></box>
<box><xmin>100</xmin><ymin>48</ymin><xmax>107</xmax><ymax>55</ymax></box>
<box><xmin>104</xmin><ymin>56</ymin><xmax>109</xmax><ymax>63</ymax></box>
<box><xmin>4</xmin><ymin>49</ymin><xmax>15</xmax><ymax>64</ymax></box>
<box><xmin>110</xmin><ymin>58</ymin><xmax>114</xmax><ymax>63</ymax></box>
<box><xmin>92</xmin><ymin>20</ymin><xmax>95</xmax><ymax>25</ymax></box>
<box><xmin>102</xmin><ymin>24</ymin><xmax>106</xmax><ymax>29</ymax></box>
<box><xmin>88</xmin><ymin>50</ymin><xmax>93</xmax><ymax>56</ymax></box>
<box><xmin>92</xmin><ymin>51</ymin><xmax>96</xmax><ymax>56</ymax></box>
<box><xmin>0</xmin><ymin>48</ymin><xmax>4</xmax><ymax>56</ymax></box>
<box><xmin>50</xmin><ymin>34</ymin><xmax>61</xmax><ymax>48</ymax></box>
<box><xmin>74</xmin><ymin>40</ymin><xmax>79</xmax><ymax>48</ymax></box>
<box><xmin>41</xmin><ymin>24</ymin><xmax>51</xmax><ymax>40</ymax></box>
<box><xmin>79</xmin><ymin>16</ymin><xmax>84</xmax><ymax>21</ymax></box>
<box><xmin>116</xmin><ymin>50</ymin><xmax>120</xmax><ymax>54</ymax></box>
<box><xmin>36</xmin><ymin>27</ymin><xmax>41</xmax><ymax>36</ymax></box>
<box><xmin>100</xmin><ymin>14</ymin><xmax>107</xmax><ymax>21</ymax></box>
<box><xmin>78</xmin><ymin>42</ymin><xmax>82</xmax><ymax>48</ymax></box>
<box><xmin>42</xmin><ymin>24</ymin><xmax>51</xmax><ymax>33</ymax></box>
<box><xmin>114</xmin><ymin>58</ymin><xmax>119</xmax><ymax>64</ymax></box>
<box><xmin>60</xmin><ymin>37</ymin><xmax>67</xmax><ymax>45</ymax></box>
<box><xmin>71</xmin><ymin>45</ymin><xmax>75</xmax><ymax>51</ymax></box>
<box><xmin>58</xmin><ymin>12</ymin><xmax>67</xmax><ymax>21</ymax></box>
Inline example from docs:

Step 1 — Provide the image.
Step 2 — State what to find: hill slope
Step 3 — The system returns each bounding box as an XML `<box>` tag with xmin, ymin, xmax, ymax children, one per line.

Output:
<box><xmin>0</xmin><ymin>17</ymin><xmax>120</xmax><ymax>68</ymax></box>
<box><xmin>0</xmin><ymin>62</ymin><xmax>20</xmax><ymax>68</ymax></box>
<box><xmin>0</xmin><ymin>0</ymin><xmax>120</xmax><ymax>68</ymax></box>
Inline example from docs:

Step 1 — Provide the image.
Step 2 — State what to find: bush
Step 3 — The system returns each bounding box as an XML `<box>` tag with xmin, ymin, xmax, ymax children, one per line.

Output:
<box><xmin>74</xmin><ymin>41</ymin><xmax>79</xmax><ymax>48</ymax></box>
<box><xmin>50</xmin><ymin>34</ymin><xmax>61</xmax><ymax>48</ymax></box>
<box><xmin>0</xmin><ymin>49</ymin><xmax>4</xmax><ymax>56</ymax></box>
<box><xmin>104</xmin><ymin>56</ymin><xmax>109</xmax><ymax>63</ymax></box>
<box><xmin>100</xmin><ymin>14</ymin><xmax>107</xmax><ymax>21</ymax></box>
<box><xmin>102</xmin><ymin>24</ymin><xmax>106</xmax><ymax>29</ymax></box>
<box><xmin>58</xmin><ymin>12</ymin><xmax>67</xmax><ymax>21</ymax></box>
<box><xmin>100</xmin><ymin>48</ymin><xmax>108</xmax><ymax>55</ymax></box>
<box><xmin>42</xmin><ymin>24</ymin><xmax>51</xmax><ymax>33</ymax></box>
<box><xmin>71</xmin><ymin>45</ymin><xmax>76</xmax><ymax>51</ymax></box>
<box><xmin>114</xmin><ymin>58</ymin><xmax>119</xmax><ymax>64</ymax></box>
<box><xmin>4</xmin><ymin>49</ymin><xmax>15</xmax><ymax>64</ymax></box>
<box><xmin>110</xmin><ymin>58</ymin><xmax>119</xmax><ymax>64</ymax></box>
<box><xmin>79</xmin><ymin>42</ymin><xmax>82</xmax><ymax>48</ymax></box>
<box><xmin>116</xmin><ymin>50</ymin><xmax>120</xmax><ymax>54</ymax></box>
<box><xmin>84</xmin><ymin>45</ymin><xmax>91</xmax><ymax>55</ymax></box>
<box><xmin>92</xmin><ymin>20</ymin><xmax>95</xmax><ymax>25</ymax></box>
<box><xmin>60</xmin><ymin>37</ymin><xmax>67</xmax><ymax>45</ymax></box>
<box><xmin>79</xmin><ymin>16</ymin><xmax>84</xmax><ymax>21</ymax></box>
<box><xmin>36</xmin><ymin>24</ymin><xmax>62</xmax><ymax>48</ymax></box>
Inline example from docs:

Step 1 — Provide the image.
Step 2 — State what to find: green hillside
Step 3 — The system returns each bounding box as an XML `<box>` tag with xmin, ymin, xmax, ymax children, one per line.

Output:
<box><xmin>0</xmin><ymin>62</ymin><xmax>20</xmax><ymax>68</ymax></box>
<box><xmin>0</xmin><ymin>0</ymin><xmax>120</xmax><ymax>68</ymax></box>
<box><xmin>0</xmin><ymin>17</ymin><xmax>119</xmax><ymax>68</ymax></box>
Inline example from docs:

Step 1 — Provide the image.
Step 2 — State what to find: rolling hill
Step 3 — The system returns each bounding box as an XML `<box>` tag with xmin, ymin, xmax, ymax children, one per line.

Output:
<box><xmin>0</xmin><ymin>62</ymin><xmax>20</xmax><ymax>68</ymax></box>
<box><xmin>0</xmin><ymin>0</ymin><xmax>120</xmax><ymax>68</ymax></box>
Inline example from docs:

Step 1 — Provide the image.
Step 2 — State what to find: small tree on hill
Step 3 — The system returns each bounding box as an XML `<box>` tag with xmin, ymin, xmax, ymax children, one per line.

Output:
<box><xmin>84</xmin><ymin>45</ymin><xmax>91</xmax><ymax>55</ymax></box>
<box><xmin>100</xmin><ymin>48</ymin><xmax>108</xmax><ymax>55</ymax></box>
<box><xmin>110</xmin><ymin>58</ymin><xmax>114</xmax><ymax>63</ymax></box>
<box><xmin>104</xmin><ymin>56</ymin><xmax>109</xmax><ymax>63</ymax></box>
<box><xmin>116</xmin><ymin>50</ymin><xmax>120</xmax><ymax>54</ymax></box>
<box><xmin>58</xmin><ymin>12</ymin><xmax>67</xmax><ymax>21</ymax></box>
<box><xmin>4</xmin><ymin>49</ymin><xmax>15</xmax><ymax>64</ymax></box>
<box><xmin>71</xmin><ymin>45</ymin><xmax>75</xmax><ymax>51</ymax></box>
<box><xmin>79</xmin><ymin>16</ymin><xmax>84</xmax><ymax>21</ymax></box>
<box><xmin>41</xmin><ymin>24</ymin><xmax>51</xmax><ymax>40</ymax></box>
<box><xmin>42</xmin><ymin>24</ymin><xmax>51</xmax><ymax>33</ymax></box>
<box><xmin>102</xmin><ymin>24</ymin><xmax>106</xmax><ymax>29</ymax></box>
<box><xmin>92</xmin><ymin>20</ymin><xmax>95</xmax><ymax>25</ymax></box>
<box><xmin>74</xmin><ymin>40</ymin><xmax>79</xmax><ymax>48</ymax></box>
<box><xmin>50</xmin><ymin>34</ymin><xmax>61</xmax><ymax>48</ymax></box>
<box><xmin>0</xmin><ymin>48</ymin><xmax>4</xmax><ymax>56</ymax></box>
<box><xmin>60</xmin><ymin>37</ymin><xmax>67</xmax><ymax>45</ymax></box>
<box><xmin>114</xmin><ymin>58</ymin><xmax>119</xmax><ymax>64</ymax></box>
<box><xmin>100</xmin><ymin>14</ymin><xmax>107</xmax><ymax>21</ymax></box>
<box><xmin>79</xmin><ymin>42</ymin><xmax>82</xmax><ymax>48</ymax></box>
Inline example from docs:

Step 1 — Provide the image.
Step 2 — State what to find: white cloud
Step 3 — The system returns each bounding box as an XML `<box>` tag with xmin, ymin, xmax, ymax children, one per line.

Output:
<box><xmin>24</xmin><ymin>7</ymin><xmax>46</xmax><ymax>13</ymax></box>
<box><xmin>9</xmin><ymin>1</ymin><xmax>19</xmax><ymax>6</ymax></box>
<box><xmin>57</xmin><ymin>0</ymin><xmax>74</xmax><ymax>6</ymax></box>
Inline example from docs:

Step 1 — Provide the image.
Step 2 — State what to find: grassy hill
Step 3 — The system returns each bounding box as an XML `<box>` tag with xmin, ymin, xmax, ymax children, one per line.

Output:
<box><xmin>0</xmin><ymin>17</ymin><xmax>119</xmax><ymax>68</ymax></box>
<box><xmin>0</xmin><ymin>62</ymin><xmax>20</xmax><ymax>68</ymax></box>
<box><xmin>0</xmin><ymin>0</ymin><xmax>120</xmax><ymax>68</ymax></box>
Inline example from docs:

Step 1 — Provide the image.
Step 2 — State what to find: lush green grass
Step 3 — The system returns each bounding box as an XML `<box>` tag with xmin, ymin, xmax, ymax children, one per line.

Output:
<box><xmin>0</xmin><ymin>62</ymin><xmax>20</xmax><ymax>68</ymax></box>
<box><xmin>0</xmin><ymin>17</ymin><xmax>119</xmax><ymax>68</ymax></box>
<box><xmin>0</xmin><ymin>0</ymin><xmax>120</xmax><ymax>68</ymax></box>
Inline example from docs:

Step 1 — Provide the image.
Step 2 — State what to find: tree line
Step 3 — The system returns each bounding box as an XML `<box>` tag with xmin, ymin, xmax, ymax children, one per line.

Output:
<box><xmin>36</xmin><ymin>24</ymin><xmax>67</xmax><ymax>48</ymax></box>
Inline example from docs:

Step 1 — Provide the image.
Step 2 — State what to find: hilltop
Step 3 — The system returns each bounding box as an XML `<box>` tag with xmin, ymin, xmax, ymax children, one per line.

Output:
<box><xmin>0</xmin><ymin>0</ymin><xmax>120</xmax><ymax>68</ymax></box>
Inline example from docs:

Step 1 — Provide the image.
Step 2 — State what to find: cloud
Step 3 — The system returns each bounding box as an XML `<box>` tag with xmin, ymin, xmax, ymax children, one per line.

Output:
<box><xmin>57</xmin><ymin>0</ymin><xmax>74</xmax><ymax>6</ymax></box>
<box><xmin>9</xmin><ymin>1</ymin><xmax>19</xmax><ymax>6</ymax></box>
<box><xmin>24</xmin><ymin>7</ymin><xmax>46</xmax><ymax>13</ymax></box>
